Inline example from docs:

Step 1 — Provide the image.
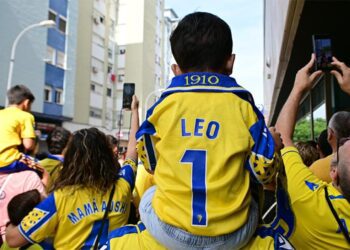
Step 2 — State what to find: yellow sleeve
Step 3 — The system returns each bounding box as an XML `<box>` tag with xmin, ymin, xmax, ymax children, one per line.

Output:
<box><xmin>20</xmin><ymin>113</ymin><xmax>35</xmax><ymax>139</ymax></box>
<box><xmin>281</xmin><ymin>146</ymin><xmax>324</xmax><ymax>203</ymax></box>
<box><xmin>133</xmin><ymin>165</ymin><xmax>155</xmax><ymax>208</ymax></box>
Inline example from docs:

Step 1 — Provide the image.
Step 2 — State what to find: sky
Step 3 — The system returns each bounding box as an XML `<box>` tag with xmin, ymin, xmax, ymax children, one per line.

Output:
<box><xmin>165</xmin><ymin>0</ymin><xmax>264</xmax><ymax>106</ymax></box>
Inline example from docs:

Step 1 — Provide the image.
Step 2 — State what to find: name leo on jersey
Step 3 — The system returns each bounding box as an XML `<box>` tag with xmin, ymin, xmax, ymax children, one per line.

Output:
<box><xmin>67</xmin><ymin>199</ymin><xmax>128</xmax><ymax>224</ymax></box>
<box><xmin>181</xmin><ymin>118</ymin><xmax>220</xmax><ymax>139</ymax></box>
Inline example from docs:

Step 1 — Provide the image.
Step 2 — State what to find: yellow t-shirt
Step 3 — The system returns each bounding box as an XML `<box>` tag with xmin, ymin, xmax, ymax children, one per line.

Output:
<box><xmin>137</xmin><ymin>73</ymin><xmax>276</xmax><ymax>236</ymax></box>
<box><xmin>133</xmin><ymin>163</ymin><xmax>155</xmax><ymax>208</ymax></box>
<box><xmin>0</xmin><ymin>107</ymin><xmax>35</xmax><ymax>167</ymax></box>
<box><xmin>282</xmin><ymin>147</ymin><xmax>350</xmax><ymax>249</ymax></box>
<box><xmin>309</xmin><ymin>154</ymin><xmax>333</xmax><ymax>183</ymax></box>
<box><xmin>39</xmin><ymin>155</ymin><xmax>63</xmax><ymax>189</ymax></box>
<box><xmin>18</xmin><ymin>160</ymin><xmax>137</xmax><ymax>249</ymax></box>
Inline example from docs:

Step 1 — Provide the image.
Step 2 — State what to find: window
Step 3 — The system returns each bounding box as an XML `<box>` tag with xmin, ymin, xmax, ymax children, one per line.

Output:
<box><xmin>56</xmin><ymin>51</ymin><xmax>66</xmax><ymax>68</ymax></box>
<box><xmin>48</xmin><ymin>10</ymin><xmax>56</xmax><ymax>22</ymax></box>
<box><xmin>59</xmin><ymin>16</ymin><xmax>66</xmax><ymax>33</ymax></box>
<box><xmin>46</xmin><ymin>46</ymin><xmax>55</xmax><ymax>64</ymax></box>
<box><xmin>107</xmin><ymin>64</ymin><xmax>113</xmax><ymax>73</ymax></box>
<box><xmin>119</xmin><ymin>49</ymin><xmax>126</xmax><ymax>54</ymax></box>
<box><xmin>107</xmin><ymin>88</ymin><xmax>112</xmax><ymax>97</ymax></box>
<box><xmin>89</xmin><ymin>108</ymin><xmax>102</xmax><ymax>119</ymax></box>
<box><xmin>108</xmin><ymin>48</ymin><xmax>113</xmax><ymax>58</ymax></box>
<box><xmin>100</xmin><ymin>16</ymin><xmax>104</xmax><ymax>24</ymax></box>
<box><xmin>44</xmin><ymin>86</ymin><xmax>52</xmax><ymax>102</ymax></box>
<box><xmin>91</xmin><ymin>84</ymin><xmax>96</xmax><ymax>91</ymax></box>
<box><xmin>55</xmin><ymin>89</ymin><xmax>63</xmax><ymax>104</ymax></box>
<box><xmin>118</xmin><ymin>74</ymin><xmax>125</xmax><ymax>83</ymax></box>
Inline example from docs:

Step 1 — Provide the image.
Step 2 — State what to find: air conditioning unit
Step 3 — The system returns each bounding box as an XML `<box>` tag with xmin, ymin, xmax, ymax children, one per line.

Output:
<box><xmin>93</xmin><ymin>14</ymin><xmax>100</xmax><ymax>25</ymax></box>
<box><xmin>92</xmin><ymin>66</ymin><xmax>98</xmax><ymax>73</ymax></box>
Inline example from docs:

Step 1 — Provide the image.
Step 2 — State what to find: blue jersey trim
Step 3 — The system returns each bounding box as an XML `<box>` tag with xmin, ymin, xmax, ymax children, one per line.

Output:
<box><xmin>305</xmin><ymin>181</ymin><xmax>319</xmax><ymax>191</ymax></box>
<box><xmin>46</xmin><ymin>154</ymin><xmax>64</xmax><ymax>162</ymax></box>
<box><xmin>20</xmin><ymin>193</ymin><xmax>57</xmax><ymax>238</ymax></box>
<box><xmin>118</xmin><ymin>165</ymin><xmax>135</xmax><ymax>190</ymax></box>
<box><xmin>108</xmin><ymin>222</ymin><xmax>146</xmax><ymax>239</ymax></box>
<box><xmin>329</xmin><ymin>194</ymin><xmax>345</xmax><ymax>200</ymax></box>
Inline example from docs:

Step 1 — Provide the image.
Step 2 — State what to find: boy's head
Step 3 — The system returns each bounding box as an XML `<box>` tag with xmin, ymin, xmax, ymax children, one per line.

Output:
<box><xmin>170</xmin><ymin>12</ymin><xmax>234</xmax><ymax>74</ymax></box>
<box><xmin>7</xmin><ymin>189</ymin><xmax>41</xmax><ymax>226</ymax></box>
<box><xmin>47</xmin><ymin>127</ymin><xmax>72</xmax><ymax>155</ymax></box>
<box><xmin>7</xmin><ymin>85</ymin><xmax>35</xmax><ymax>111</ymax></box>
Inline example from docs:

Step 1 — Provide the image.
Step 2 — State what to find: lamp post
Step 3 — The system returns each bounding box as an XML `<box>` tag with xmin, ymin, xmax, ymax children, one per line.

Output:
<box><xmin>144</xmin><ymin>88</ymin><xmax>165</xmax><ymax>118</ymax></box>
<box><xmin>5</xmin><ymin>20</ymin><xmax>56</xmax><ymax>105</ymax></box>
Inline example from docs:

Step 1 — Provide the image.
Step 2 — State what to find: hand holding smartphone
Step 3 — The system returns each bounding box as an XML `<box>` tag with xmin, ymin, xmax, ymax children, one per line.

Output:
<box><xmin>122</xmin><ymin>83</ymin><xmax>135</xmax><ymax>110</ymax></box>
<box><xmin>312</xmin><ymin>34</ymin><xmax>333</xmax><ymax>71</ymax></box>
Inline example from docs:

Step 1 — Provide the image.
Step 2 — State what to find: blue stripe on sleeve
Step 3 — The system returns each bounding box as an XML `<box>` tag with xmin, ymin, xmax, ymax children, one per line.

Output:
<box><xmin>144</xmin><ymin>134</ymin><xmax>157</xmax><ymax>171</ymax></box>
<box><xmin>118</xmin><ymin>165</ymin><xmax>135</xmax><ymax>189</ymax></box>
<box><xmin>108</xmin><ymin>222</ymin><xmax>146</xmax><ymax>239</ymax></box>
<box><xmin>249</xmin><ymin>119</ymin><xmax>275</xmax><ymax>160</ymax></box>
<box><xmin>19</xmin><ymin>193</ymin><xmax>57</xmax><ymax>237</ymax></box>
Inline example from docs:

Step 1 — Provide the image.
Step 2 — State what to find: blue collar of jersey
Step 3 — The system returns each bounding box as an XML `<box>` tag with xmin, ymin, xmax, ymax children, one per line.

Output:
<box><xmin>47</xmin><ymin>154</ymin><xmax>64</xmax><ymax>163</ymax></box>
<box><xmin>163</xmin><ymin>72</ymin><xmax>246</xmax><ymax>95</ymax></box>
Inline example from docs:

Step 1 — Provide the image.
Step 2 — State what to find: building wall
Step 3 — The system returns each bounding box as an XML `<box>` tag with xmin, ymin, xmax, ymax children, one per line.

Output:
<box><xmin>263</xmin><ymin>0</ymin><xmax>290</xmax><ymax>118</ymax></box>
<box><xmin>0</xmin><ymin>0</ymin><xmax>49</xmax><ymax>111</ymax></box>
<box><xmin>73</xmin><ymin>0</ymin><xmax>94</xmax><ymax>124</ymax></box>
<box><xmin>63</xmin><ymin>0</ymin><xmax>79</xmax><ymax>118</ymax></box>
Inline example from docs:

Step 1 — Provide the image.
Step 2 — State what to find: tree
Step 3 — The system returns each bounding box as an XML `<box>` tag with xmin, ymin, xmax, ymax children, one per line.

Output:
<box><xmin>293</xmin><ymin>117</ymin><xmax>327</xmax><ymax>142</ymax></box>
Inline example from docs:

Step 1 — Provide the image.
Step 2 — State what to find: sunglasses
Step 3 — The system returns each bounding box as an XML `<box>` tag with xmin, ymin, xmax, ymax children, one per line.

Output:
<box><xmin>337</xmin><ymin>137</ymin><xmax>350</xmax><ymax>165</ymax></box>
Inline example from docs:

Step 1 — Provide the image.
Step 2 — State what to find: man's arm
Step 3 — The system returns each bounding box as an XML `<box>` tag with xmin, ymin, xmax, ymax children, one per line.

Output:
<box><xmin>22</xmin><ymin>138</ymin><xmax>35</xmax><ymax>151</ymax></box>
<box><xmin>275</xmin><ymin>54</ymin><xmax>323</xmax><ymax>145</ymax></box>
<box><xmin>331</xmin><ymin>56</ymin><xmax>350</xmax><ymax>95</ymax></box>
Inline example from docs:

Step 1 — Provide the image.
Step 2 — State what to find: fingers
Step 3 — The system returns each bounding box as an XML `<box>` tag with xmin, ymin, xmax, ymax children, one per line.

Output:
<box><xmin>305</xmin><ymin>53</ymin><xmax>316</xmax><ymax>70</ymax></box>
<box><xmin>331</xmin><ymin>70</ymin><xmax>343</xmax><ymax>83</ymax></box>
<box><xmin>310</xmin><ymin>70</ymin><xmax>323</xmax><ymax>83</ymax></box>
<box><xmin>331</xmin><ymin>56</ymin><xmax>347</xmax><ymax>72</ymax></box>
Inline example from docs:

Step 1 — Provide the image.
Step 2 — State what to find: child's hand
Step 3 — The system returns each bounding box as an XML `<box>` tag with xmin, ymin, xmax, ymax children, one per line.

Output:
<box><xmin>131</xmin><ymin>95</ymin><xmax>139</xmax><ymax>111</ymax></box>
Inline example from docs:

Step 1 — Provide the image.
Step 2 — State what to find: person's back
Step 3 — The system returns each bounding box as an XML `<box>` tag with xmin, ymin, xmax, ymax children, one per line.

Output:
<box><xmin>137</xmin><ymin>12</ymin><xmax>276</xmax><ymax>249</ymax></box>
<box><xmin>39</xmin><ymin>127</ymin><xmax>71</xmax><ymax>187</ymax></box>
<box><xmin>0</xmin><ymin>85</ymin><xmax>36</xmax><ymax>173</ymax></box>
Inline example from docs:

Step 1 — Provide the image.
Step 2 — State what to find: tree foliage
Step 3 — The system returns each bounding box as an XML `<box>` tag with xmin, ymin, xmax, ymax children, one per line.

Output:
<box><xmin>293</xmin><ymin>117</ymin><xmax>327</xmax><ymax>142</ymax></box>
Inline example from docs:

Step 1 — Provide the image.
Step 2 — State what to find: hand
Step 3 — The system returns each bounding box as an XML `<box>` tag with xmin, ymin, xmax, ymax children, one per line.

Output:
<box><xmin>269</xmin><ymin>127</ymin><xmax>284</xmax><ymax>152</ymax></box>
<box><xmin>293</xmin><ymin>54</ymin><xmax>323</xmax><ymax>93</ymax></box>
<box><xmin>331</xmin><ymin>57</ymin><xmax>350</xmax><ymax>95</ymax></box>
<box><xmin>131</xmin><ymin>95</ymin><xmax>139</xmax><ymax>111</ymax></box>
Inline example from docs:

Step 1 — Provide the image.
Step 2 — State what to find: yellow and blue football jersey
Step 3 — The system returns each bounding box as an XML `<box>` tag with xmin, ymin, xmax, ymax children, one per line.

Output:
<box><xmin>18</xmin><ymin>159</ymin><xmax>137</xmax><ymax>249</ymax></box>
<box><xmin>282</xmin><ymin>147</ymin><xmax>350</xmax><ymax>249</ymax></box>
<box><xmin>137</xmin><ymin>72</ymin><xmax>276</xmax><ymax>236</ymax></box>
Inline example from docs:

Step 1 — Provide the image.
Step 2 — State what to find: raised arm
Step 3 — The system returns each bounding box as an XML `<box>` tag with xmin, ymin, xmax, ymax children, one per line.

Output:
<box><xmin>331</xmin><ymin>57</ymin><xmax>350</xmax><ymax>95</ymax></box>
<box><xmin>275</xmin><ymin>54</ymin><xmax>323</xmax><ymax>146</ymax></box>
<box><xmin>125</xmin><ymin>95</ymin><xmax>139</xmax><ymax>161</ymax></box>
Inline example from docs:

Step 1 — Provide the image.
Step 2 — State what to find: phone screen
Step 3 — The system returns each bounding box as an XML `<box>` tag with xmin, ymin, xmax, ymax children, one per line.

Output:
<box><xmin>312</xmin><ymin>35</ymin><xmax>333</xmax><ymax>71</ymax></box>
<box><xmin>122</xmin><ymin>83</ymin><xmax>135</xmax><ymax>109</ymax></box>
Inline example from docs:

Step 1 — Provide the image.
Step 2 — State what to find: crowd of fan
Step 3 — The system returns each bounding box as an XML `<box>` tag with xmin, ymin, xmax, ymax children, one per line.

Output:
<box><xmin>1</xmin><ymin>11</ymin><xmax>350</xmax><ymax>250</ymax></box>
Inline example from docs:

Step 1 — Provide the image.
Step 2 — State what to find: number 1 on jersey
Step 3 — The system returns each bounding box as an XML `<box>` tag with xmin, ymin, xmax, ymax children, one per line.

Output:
<box><xmin>180</xmin><ymin>149</ymin><xmax>207</xmax><ymax>226</ymax></box>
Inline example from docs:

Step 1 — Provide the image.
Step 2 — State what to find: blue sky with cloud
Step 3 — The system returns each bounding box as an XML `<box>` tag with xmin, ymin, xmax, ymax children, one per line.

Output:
<box><xmin>165</xmin><ymin>0</ymin><xmax>264</xmax><ymax>105</ymax></box>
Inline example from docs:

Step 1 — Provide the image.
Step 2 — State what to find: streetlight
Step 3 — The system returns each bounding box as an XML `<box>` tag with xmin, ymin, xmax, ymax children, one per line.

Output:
<box><xmin>5</xmin><ymin>20</ymin><xmax>56</xmax><ymax>105</ymax></box>
<box><xmin>144</xmin><ymin>88</ymin><xmax>165</xmax><ymax>118</ymax></box>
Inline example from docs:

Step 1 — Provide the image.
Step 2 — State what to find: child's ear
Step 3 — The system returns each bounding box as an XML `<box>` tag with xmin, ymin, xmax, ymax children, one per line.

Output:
<box><xmin>330</xmin><ymin>165</ymin><xmax>339</xmax><ymax>184</ymax></box>
<box><xmin>171</xmin><ymin>64</ymin><xmax>183</xmax><ymax>76</ymax></box>
<box><xmin>224</xmin><ymin>54</ymin><xmax>235</xmax><ymax>75</ymax></box>
<box><xmin>22</xmin><ymin>99</ymin><xmax>31</xmax><ymax>111</ymax></box>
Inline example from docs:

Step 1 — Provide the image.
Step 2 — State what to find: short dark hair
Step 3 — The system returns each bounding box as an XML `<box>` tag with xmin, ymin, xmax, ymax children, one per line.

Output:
<box><xmin>8</xmin><ymin>189</ymin><xmax>41</xmax><ymax>226</ymax></box>
<box><xmin>7</xmin><ymin>85</ymin><xmax>35</xmax><ymax>105</ymax></box>
<box><xmin>317</xmin><ymin>129</ymin><xmax>332</xmax><ymax>157</ymax></box>
<box><xmin>170</xmin><ymin>12</ymin><xmax>233</xmax><ymax>72</ymax></box>
<box><xmin>47</xmin><ymin>127</ymin><xmax>71</xmax><ymax>155</ymax></box>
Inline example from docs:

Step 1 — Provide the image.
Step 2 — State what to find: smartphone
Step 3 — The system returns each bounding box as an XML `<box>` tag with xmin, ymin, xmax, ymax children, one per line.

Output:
<box><xmin>122</xmin><ymin>83</ymin><xmax>135</xmax><ymax>109</ymax></box>
<box><xmin>312</xmin><ymin>35</ymin><xmax>333</xmax><ymax>71</ymax></box>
